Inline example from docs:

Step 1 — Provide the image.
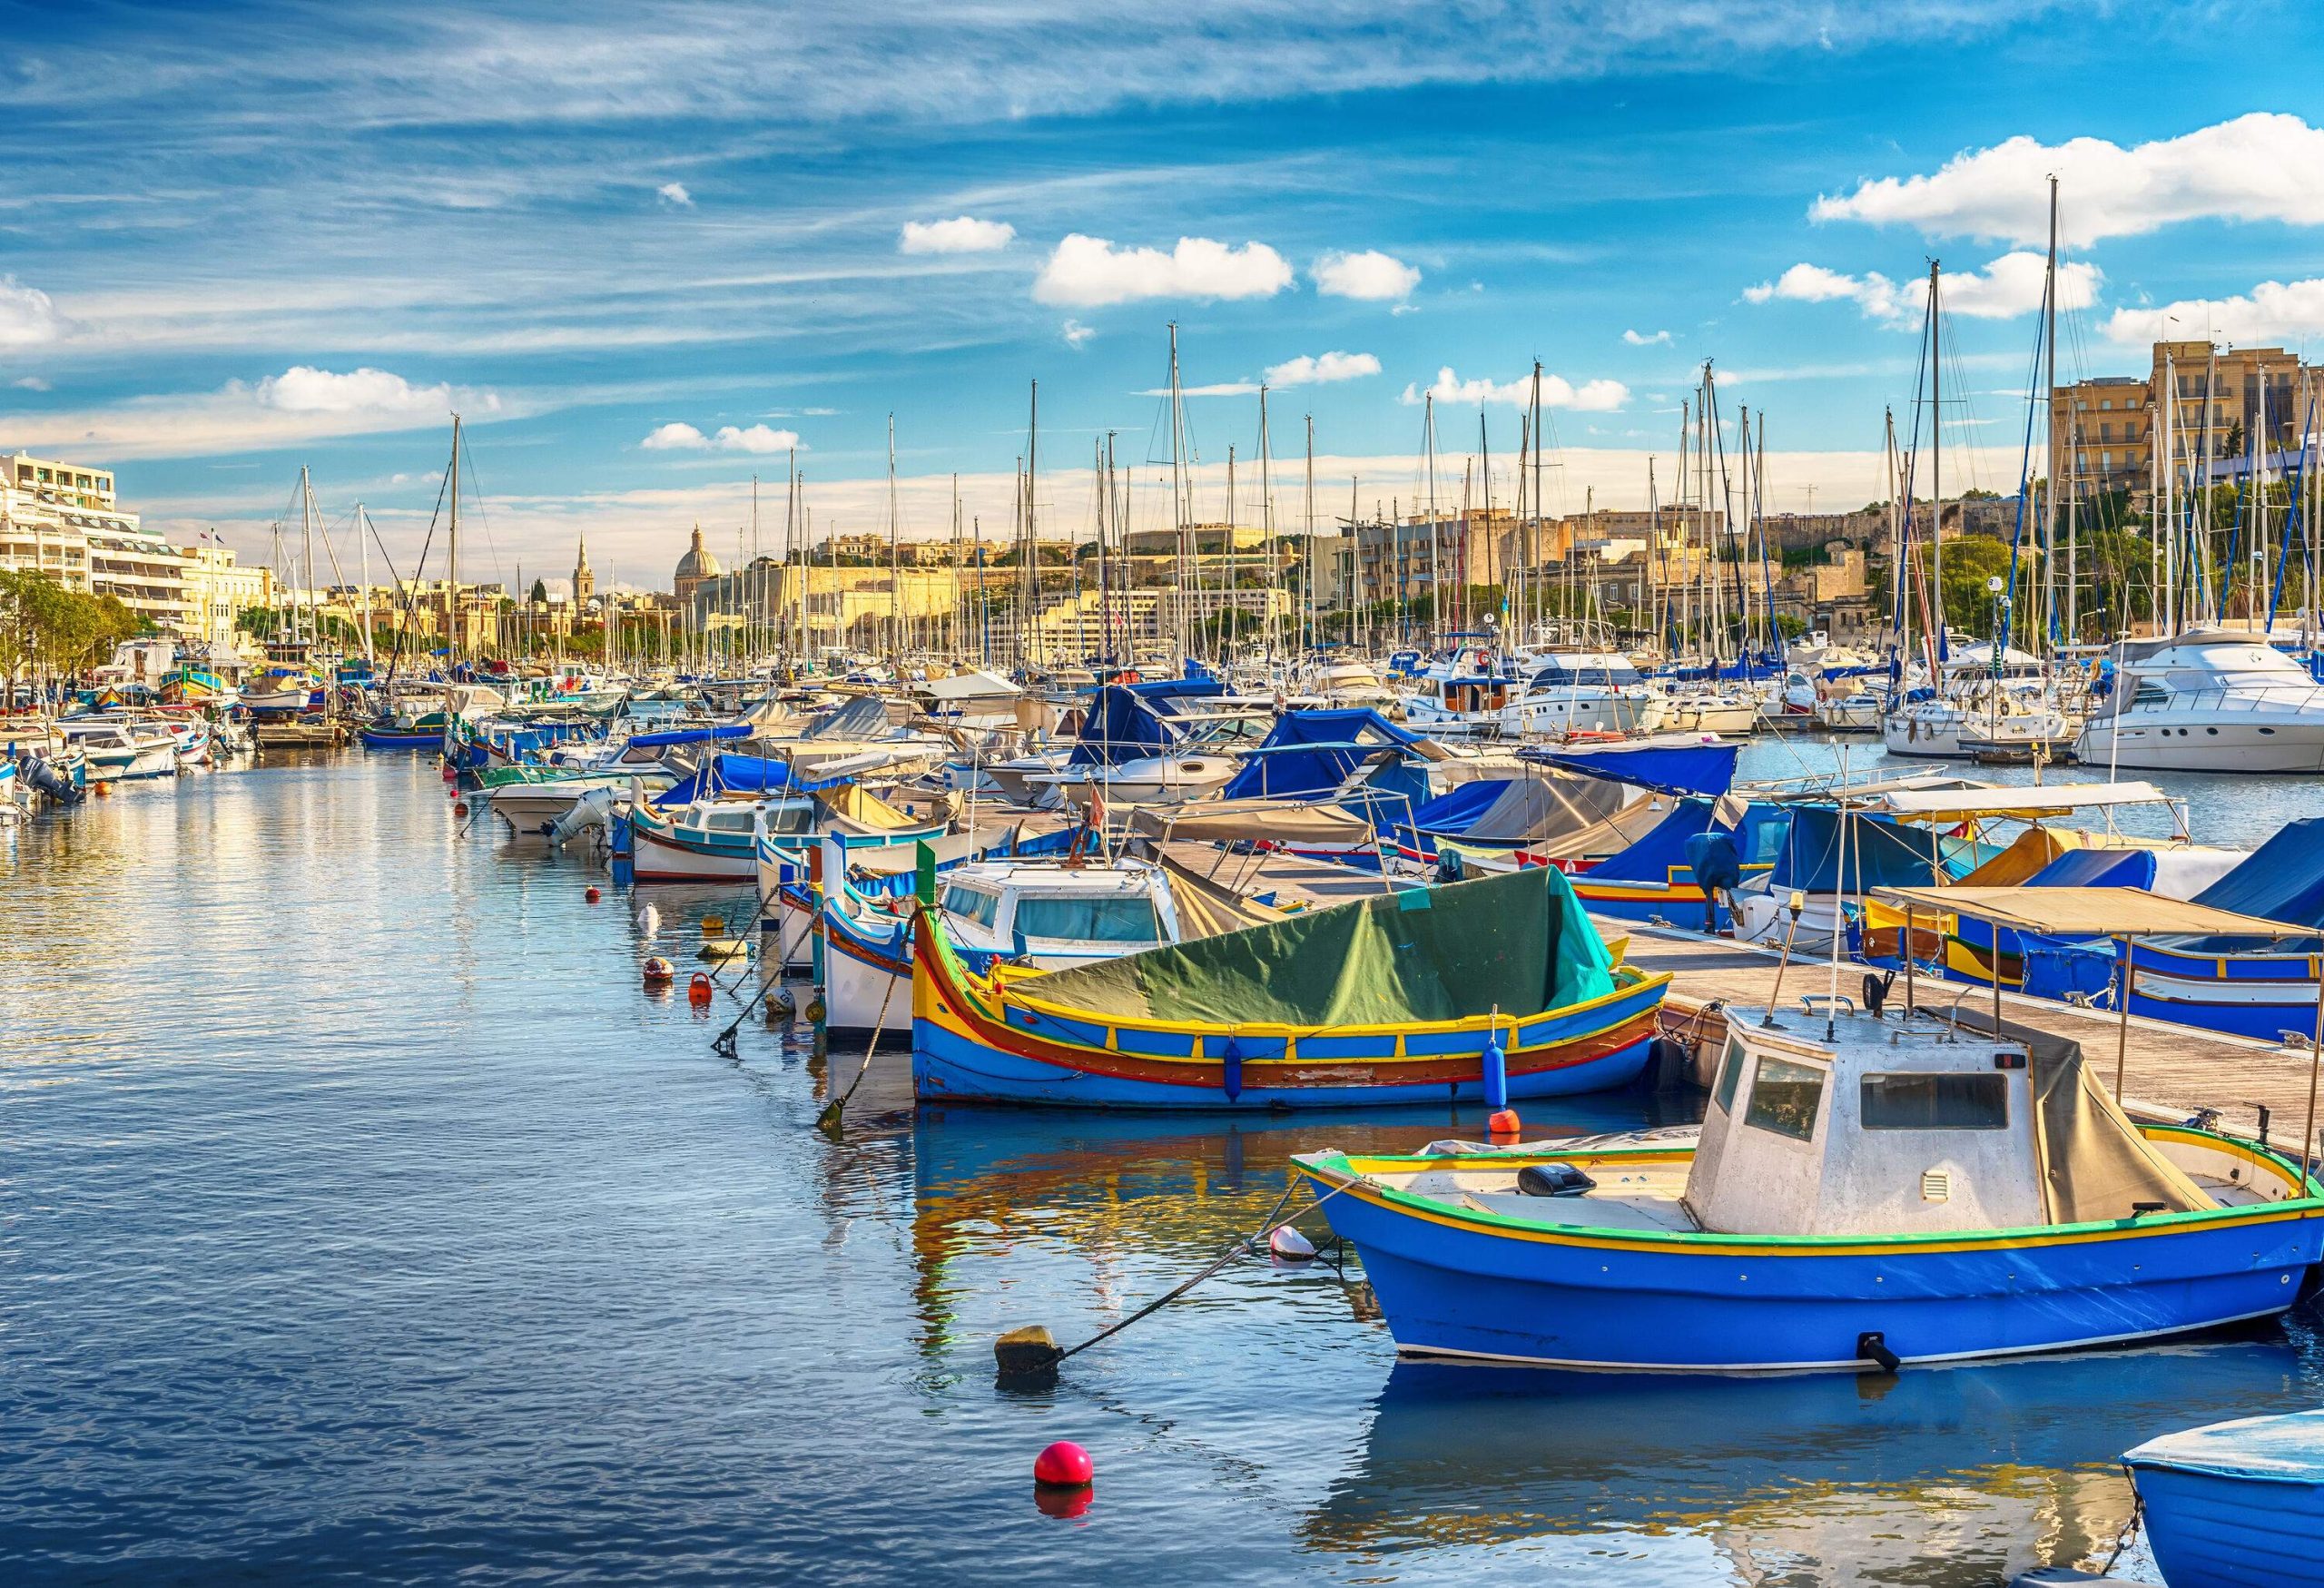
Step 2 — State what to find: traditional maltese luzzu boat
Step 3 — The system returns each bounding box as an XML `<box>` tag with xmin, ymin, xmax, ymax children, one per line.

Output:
<box><xmin>910</xmin><ymin>865</ymin><xmax>1671</xmax><ymax>1110</ymax></box>
<box><xmin>1296</xmin><ymin>1001</ymin><xmax>2324</xmax><ymax>1371</ymax></box>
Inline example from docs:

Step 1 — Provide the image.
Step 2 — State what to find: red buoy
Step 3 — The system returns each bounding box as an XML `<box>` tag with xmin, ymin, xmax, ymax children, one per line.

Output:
<box><xmin>453</xmin><ymin>801</ymin><xmax>469</xmax><ymax>815</ymax></box>
<box><xmin>441</xmin><ymin>764</ymin><xmax>458</xmax><ymax>781</ymax></box>
<box><xmin>687</xmin><ymin>972</ymin><xmax>714</xmax><ymax>1004</ymax></box>
<box><xmin>1033</xmin><ymin>1441</ymin><xmax>1093</xmax><ymax>1488</ymax></box>
<box><xmin>1487</xmin><ymin>1108</ymin><xmax>1522</xmax><ymax>1139</ymax></box>
<box><xmin>585</xmin><ymin>886</ymin><xmax>602</xmax><ymax>902</ymax></box>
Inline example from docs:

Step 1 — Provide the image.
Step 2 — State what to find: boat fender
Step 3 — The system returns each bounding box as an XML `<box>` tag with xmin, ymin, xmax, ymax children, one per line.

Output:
<box><xmin>1856</xmin><ymin>1331</ymin><xmax>1901</xmax><ymax>1373</ymax></box>
<box><xmin>1268</xmin><ymin>1225</ymin><xmax>1317</xmax><ymax>1262</ymax></box>
<box><xmin>1516</xmin><ymin>1162</ymin><xmax>1595</xmax><ymax>1198</ymax></box>
<box><xmin>1639</xmin><ymin>1036</ymin><xmax>1689</xmax><ymax>1093</ymax></box>
<box><xmin>1220</xmin><ymin>1036</ymin><xmax>1243</xmax><ymax>1102</ymax></box>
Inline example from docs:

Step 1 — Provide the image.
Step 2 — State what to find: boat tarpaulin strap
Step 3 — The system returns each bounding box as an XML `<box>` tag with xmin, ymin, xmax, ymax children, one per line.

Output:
<box><xmin>1019</xmin><ymin>864</ymin><xmax>1614</xmax><ymax>1028</ymax></box>
<box><xmin>1948</xmin><ymin>1010</ymin><xmax>2214</xmax><ymax>1221</ymax></box>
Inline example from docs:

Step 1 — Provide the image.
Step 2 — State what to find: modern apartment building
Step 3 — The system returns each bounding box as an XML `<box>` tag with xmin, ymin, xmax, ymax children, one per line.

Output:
<box><xmin>0</xmin><ymin>451</ymin><xmax>192</xmax><ymax>631</ymax></box>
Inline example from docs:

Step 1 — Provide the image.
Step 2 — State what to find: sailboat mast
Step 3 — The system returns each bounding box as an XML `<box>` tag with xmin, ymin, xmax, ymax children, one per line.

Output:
<box><xmin>447</xmin><ymin>414</ymin><xmax>462</xmax><ymax>667</ymax></box>
<box><xmin>2043</xmin><ymin>177</ymin><xmax>2065</xmax><ymax>644</ymax></box>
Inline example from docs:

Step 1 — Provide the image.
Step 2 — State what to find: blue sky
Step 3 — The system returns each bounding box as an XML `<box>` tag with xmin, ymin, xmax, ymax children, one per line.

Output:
<box><xmin>5</xmin><ymin>1</ymin><xmax>2324</xmax><ymax>593</ymax></box>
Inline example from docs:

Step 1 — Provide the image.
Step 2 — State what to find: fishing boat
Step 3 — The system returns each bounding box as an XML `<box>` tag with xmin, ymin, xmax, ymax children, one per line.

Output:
<box><xmin>813</xmin><ymin>843</ymin><xmax>1276</xmax><ymax>1034</ymax></box>
<box><xmin>1295</xmin><ymin>994</ymin><xmax>2324</xmax><ymax>1370</ymax></box>
<box><xmin>2117</xmin><ymin>816</ymin><xmax>2324</xmax><ymax>1041</ymax></box>
<box><xmin>911</xmin><ymin>864</ymin><xmax>1671</xmax><ymax>1110</ymax></box>
<box><xmin>2124</xmin><ymin>1408</ymin><xmax>2324</xmax><ymax>1588</ymax></box>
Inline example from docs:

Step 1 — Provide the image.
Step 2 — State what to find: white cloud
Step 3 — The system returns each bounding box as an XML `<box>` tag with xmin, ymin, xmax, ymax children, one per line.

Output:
<box><xmin>642</xmin><ymin>421</ymin><xmax>709</xmax><ymax>450</ymax></box>
<box><xmin>0</xmin><ymin>364</ymin><xmax>504</xmax><ymax>459</ymax></box>
<box><xmin>11</xmin><ymin>375</ymin><xmax>52</xmax><ymax>391</ymax></box>
<box><xmin>2107</xmin><ymin>278</ymin><xmax>2324</xmax><ymax>345</ymax></box>
<box><xmin>641</xmin><ymin>420</ymin><xmax>803</xmax><ymax>453</ymax></box>
<box><xmin>1032</xmin><ymin>233</ymin><xmax>1293</xmax><ymax>307</ymax></box>
<box><xmin>1313</xmin><ymin>250</ymin><xmax>1420</xmax><ymax>301</ymax></box>
<box><xmin>0</xmin><ymin>276</ymin><xmax>75</xmax><ymax>349</ymax></box>
<box><xmin>900</xmin><ymin>215</ymin><xmax>1017</xmax><ymax>254</ymax></box>
<box><xmin>1062</xmin><ymin>319</ymin><xmax>1095</xmax><ymax>349</ymax></box>
<box><xmin>1399</xmin><ymin>367</ymin><xmax>1629</xmax><ymax>411</ymax></box>
<box><xmin>1622</xmin><ymin>329</ymin><xmax>1671</xmax><ymax>346</ymax></box>
<box><xmin>711</xmin><ymin>423</ymin><xmax>800</xmax><ymax>454</ymax></box>
<box><xmin>256</xmin><ymin>364</ymin><xmax>468</xmax><ymax>418</ymax></box>
<box><xmin>1812</xmin><ymin>113</ymin><xmax>2324</xmax><ymax>248</ymax></box>
<box><xmin>1743</xmin><ymin>252</ymin><xmax>2095</xmax><ymax>327</ymax></box>
<box><xmin>656</xmin><ymin>182</ymin><xmax>693</xmax><ymax>206</ymax></box>
<box><xmin>1263</xmin><ymin>350</ymin><xmax>1380</xmax><ymax>387</ymax></box>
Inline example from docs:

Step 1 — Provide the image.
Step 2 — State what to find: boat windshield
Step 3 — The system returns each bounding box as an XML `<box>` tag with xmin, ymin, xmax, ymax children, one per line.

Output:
<box><xmin>1012</xmin><ymin>893</ymin><xmax>1164</xmax><ymax>943</ymax></box>
<box><xmin>942</xmin><ymin>884</ymin><xmax>1002</xmax><ymax>929</ymax></box>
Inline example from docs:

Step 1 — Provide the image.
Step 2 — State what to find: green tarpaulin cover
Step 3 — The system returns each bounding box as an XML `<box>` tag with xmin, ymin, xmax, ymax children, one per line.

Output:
<box><xmin>1019</xmin><ymin>864</ymin><xmax>1616</xmax><ymax>1027</ymax></box>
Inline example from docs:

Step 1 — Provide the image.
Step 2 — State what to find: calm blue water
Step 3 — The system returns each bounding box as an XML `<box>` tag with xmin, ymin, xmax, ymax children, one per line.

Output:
<box><xmin>4</xmin><ymin>749</ymin><xmax>2319</xmax><ymax>1585</ymax></box>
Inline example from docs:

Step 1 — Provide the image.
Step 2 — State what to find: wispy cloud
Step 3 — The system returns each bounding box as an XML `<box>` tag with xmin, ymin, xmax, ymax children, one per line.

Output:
<box><xmin>1813</xmin><ymin>113</ymin><xmax>2324</xmax><ymax>248</ymax></box>
<box><xmin>1061</xmin><ymin>319</ymin><xmax>1096</xmax><ymax>348</ymax></box>
<box><xmin>656</xmin><ymin>181</ymin><xmax>694</xmax><ymax>206</ymax></box>
<box><xmin>1032</xmin><ymin>233</ymin><xmax>1293</xmax><ymax>307</ymax></box>
<box><xmin>0</xmin><ymin>365</ymin><xmax>507</xmax><ymax>459</ymax></box>
<box><xmin>900</xmin><ymin>215</ymin><xmax>1016</xmax><ymax>253</ymax></box>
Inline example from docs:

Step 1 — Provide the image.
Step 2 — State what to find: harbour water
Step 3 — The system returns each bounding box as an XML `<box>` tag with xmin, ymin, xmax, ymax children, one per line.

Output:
<box><xmin>6</xmin><ymin>745</ymin><xmax>2322</xmax><ymax>1585</ymax></box>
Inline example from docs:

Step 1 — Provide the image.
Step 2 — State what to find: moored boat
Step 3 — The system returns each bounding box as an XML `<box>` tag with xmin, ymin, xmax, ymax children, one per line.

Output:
<box><xmin>1295</xmin><ymin>1002</ymin><xmax>2324</xmax><ymax>1371</ymax></box>
<box><xmin>2125</xmin><ymin>1408</ymin><xmax>2324</xmax><ymax>1588</ymax></box>
<box><xmin>911</xmin><ymin>863</ymin><xmax>1670</xmax><ymax>1110</ymax></box>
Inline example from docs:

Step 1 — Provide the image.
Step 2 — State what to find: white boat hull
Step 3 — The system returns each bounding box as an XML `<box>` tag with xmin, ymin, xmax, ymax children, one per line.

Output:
<box><xmin>2075</xmin><ymin>717</ymin><xmax>2324</xmax><ymax>774</ymax></box>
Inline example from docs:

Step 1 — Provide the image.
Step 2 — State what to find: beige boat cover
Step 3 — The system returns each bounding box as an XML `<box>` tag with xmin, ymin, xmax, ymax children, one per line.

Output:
<box><xmin>1159</xmin><ymin>853</ymin><xmax>1290</xmax><ymax>940</ymax></box>
<box><xmin>1953</xmin><ymin>1010</ymin><xmax>2215</xmax><ymax>1221</ymax></box>
<box><xmin>817</xmin><ymin>783</ymin><xmax>928</xmax><ymax>833</ymax></box>
<box><xmin>1875</xmin><ymin>885</ymin><xmax>2309</xmax><ymax>941</ymax></box>
<box><xmin>1126</xmin><ymin>799</ymin><xmax>1378</xmax><ymax>849</ymax></box>
<box><xmin>1954</xmin><ymin>826</ymin><xmax>2091</xmax><ymax>887</ymax></box>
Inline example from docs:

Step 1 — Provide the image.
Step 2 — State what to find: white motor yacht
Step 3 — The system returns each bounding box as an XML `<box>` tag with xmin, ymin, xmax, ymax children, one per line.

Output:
<box><xmin>2074</xmin><ymin>628</ymin><xmax>2324</xmax><ymax>773</ymax></box>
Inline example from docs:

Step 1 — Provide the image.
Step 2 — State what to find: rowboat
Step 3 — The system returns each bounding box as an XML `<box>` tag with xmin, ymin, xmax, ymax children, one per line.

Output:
<box><xmin>2125</xmin><ymin>1407</ymin><xmax>2324</xmax><ymax>1587</ymax></box>
<box><xmin>1295</xmin><ymin>1001</ymin><xmax>2324</xmax><ymax>1371</ymax></box>
<box><xmin>911</xmin><ymin>864</ymin><xmax>1671</xmax><ymax>1110</ymax></box>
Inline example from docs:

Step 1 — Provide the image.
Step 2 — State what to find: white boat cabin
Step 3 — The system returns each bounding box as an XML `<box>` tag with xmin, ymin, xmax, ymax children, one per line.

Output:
<box><xmin>936</xmin><ymin>858</ymin><xmax>1184</xmax><ymax>967</ymax></box>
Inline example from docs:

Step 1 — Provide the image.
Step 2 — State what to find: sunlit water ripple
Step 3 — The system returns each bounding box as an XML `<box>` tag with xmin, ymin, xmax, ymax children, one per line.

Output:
<box><xmin>3</xmin><ymin>747</ymin><xmax>2317</xmax><ymax>1585</ymax></box>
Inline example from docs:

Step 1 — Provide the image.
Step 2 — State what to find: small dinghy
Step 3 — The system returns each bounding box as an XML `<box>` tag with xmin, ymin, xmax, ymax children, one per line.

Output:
<box><xmin>2125</xmin><ymin>1407</ymin><xmax>2324</xmax><ymax>1588</ymax></box>
<box><xmin>1295</xmin><ymin>997</ymin><xmax>2324</xmax><ymax>1371</ymax></box>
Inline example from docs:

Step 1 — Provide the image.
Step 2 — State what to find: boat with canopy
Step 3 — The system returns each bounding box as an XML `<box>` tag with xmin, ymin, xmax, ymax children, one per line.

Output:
<box><xmin>911</xmin><ymin>864</ymin><xmax>1670</xmax><ymax>1109</ymax></box>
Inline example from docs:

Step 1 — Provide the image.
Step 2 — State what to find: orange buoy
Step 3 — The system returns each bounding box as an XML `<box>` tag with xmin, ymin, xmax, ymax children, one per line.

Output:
<box><xmin>643</xmin><ymin>956</ymin><xmax>675</xmax><ymax>985</ymax></box>
<box><xmin>687</xmin><ymin>972</ymin><xmax>714</xmax><ymax>1004</ymax></box>
<box><xmin>1487</xmin><ymin>1108</ymin><xmax>1522</xmax><ymax>1139</ymax></box>
<box><xmin>94</xmin><ymin>781</ymin><xmax>113</xmax><ymax>797</ymax></box>
<box><xmin>453</xmin><ymin>801</ymin><xmax>469</xmax><ymax>815</ymax></box>
<box><xmin>585</xmin><ymin>886</ymin><xmax>602</xmax><ymax>902</ymax></box>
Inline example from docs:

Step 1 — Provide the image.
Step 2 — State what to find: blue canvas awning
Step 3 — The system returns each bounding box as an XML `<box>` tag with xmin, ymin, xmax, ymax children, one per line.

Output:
<box><xmin>1217</xmin><ymin>708</ymin><xmax>1423</xmax><ymax>801</ymax></box>
<box><xmin>1521</xmin><ymin>735</ymin><xmax>1740</xmax><ymax>798</ymax></box>
<box><xmin>1066</xmin><ymin>685</ymin><xmax>1183</xmax><ymax>768</ymax></box>
<box><xmin>654</xmin><ymin>753</ymin><xmax>795</xmax><ymax>808</ymax></box>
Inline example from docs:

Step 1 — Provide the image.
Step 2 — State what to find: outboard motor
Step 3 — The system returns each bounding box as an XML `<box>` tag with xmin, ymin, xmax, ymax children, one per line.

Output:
<box><xmin>21</xmin><ymin>754</ymin><xmax>82</xmax><ymax>806</ymax></box>
<box><xmin>550</xmin><ymin>785</ymin><xmax>615</xmax><ymax>847</ymax></box>
<box><xmin>1682</xmin><ymin>830</ymin><xmax>1743</xmax><ymax>934</ymax></box>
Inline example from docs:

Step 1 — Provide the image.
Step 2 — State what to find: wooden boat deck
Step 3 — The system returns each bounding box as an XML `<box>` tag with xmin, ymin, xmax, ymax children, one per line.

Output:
<box><xmin>1604</xmin><ymin>913</ymin><xmax>2324</xmax><ymax>1148</ymax></box>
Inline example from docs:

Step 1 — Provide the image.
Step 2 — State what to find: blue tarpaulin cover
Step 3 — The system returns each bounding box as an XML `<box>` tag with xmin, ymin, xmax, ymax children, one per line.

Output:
<box><xmin>654</xmin><ymin>753</ymin><xmax>796</xmax><ymax>807</ymax></box>
<box><xmin>626</xmin><ymin>723</ymin><xmax>751</xmax><ymax>750</ymax></box>
<box><xmin>1521</xmin><ymin>736</ymin><xmax>1741</xmax><ymax>798</ymax></box>
<box><xmin>2193</xmin><ymin>817</ymin><xmax>2324</xmax><ymax>931</ymax></box>
<box><xmin>1217</xmin><ymin>708</ymin><xmax>1423</xmax><ymax>801</ymax></box>
<box><xmin>1769</xmin><ymin>804</ymin><xmax>1962</xmax><ymax>893</ymax></box>
<box><xmin>1066</xmin><ymin>685</ymin><xmax>1183</xmax><ymax>768</ymax></box>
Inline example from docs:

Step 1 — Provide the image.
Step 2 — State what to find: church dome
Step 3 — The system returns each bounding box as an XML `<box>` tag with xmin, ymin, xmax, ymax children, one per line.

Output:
<box><xmin>674</xmin><ymin>523</ymin><xmax>722</xmax><ymax>587</ymax></box>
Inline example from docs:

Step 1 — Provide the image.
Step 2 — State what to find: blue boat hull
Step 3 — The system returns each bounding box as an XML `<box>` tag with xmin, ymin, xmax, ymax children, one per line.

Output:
<box><xmin>1312</xmin><ymin>1184</ymin><xmax>2324</xmax><ymax>1370</ymax></box>
<box><xmin>2132</xmin><ymin>1463</ymin><xmax>2324</xmax><ymax>1587</ymax></box>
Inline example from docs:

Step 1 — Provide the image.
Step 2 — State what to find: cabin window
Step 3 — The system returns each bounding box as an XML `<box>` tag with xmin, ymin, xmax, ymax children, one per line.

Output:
<box><xmin>942</xmin><ymin>884</ymin><xmax>1001</xmax><ymax>929</ymax></box>
<box><xmin>1012</xmin><ymin>894</ymin><xmax>1163</xmax><ymax>943</ymax></box>
<box><xmin>1861</xmin><ymin>1071</ymin><xmax>2008</xmax><ymax>1129</ymax></box>
<box><xmin>705</xmin><ymin>811</ymin><xmax>754</xmax><ymax>832</ymax></box>
<box><xmin>766</xmin><ymin>804</ymin><xmax>814</xmax><ymax>835</ymax></box>
<box><xmin>1743</xmin><ymin>1056</ymin><xmax>1825</xmax><ymax>1142</ymax></box>
<box><xmin>1713</xmin><ymin>1036</ymin><xmax>1747</xmax><ymax>1114</ymax></box>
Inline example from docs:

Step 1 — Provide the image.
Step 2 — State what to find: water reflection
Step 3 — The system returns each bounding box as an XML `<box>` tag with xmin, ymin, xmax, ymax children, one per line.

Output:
<box><xmin>1312</xmin><ymin>1329</ymin><xmax>2319</xmax><ymax>1585</ymax></box>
